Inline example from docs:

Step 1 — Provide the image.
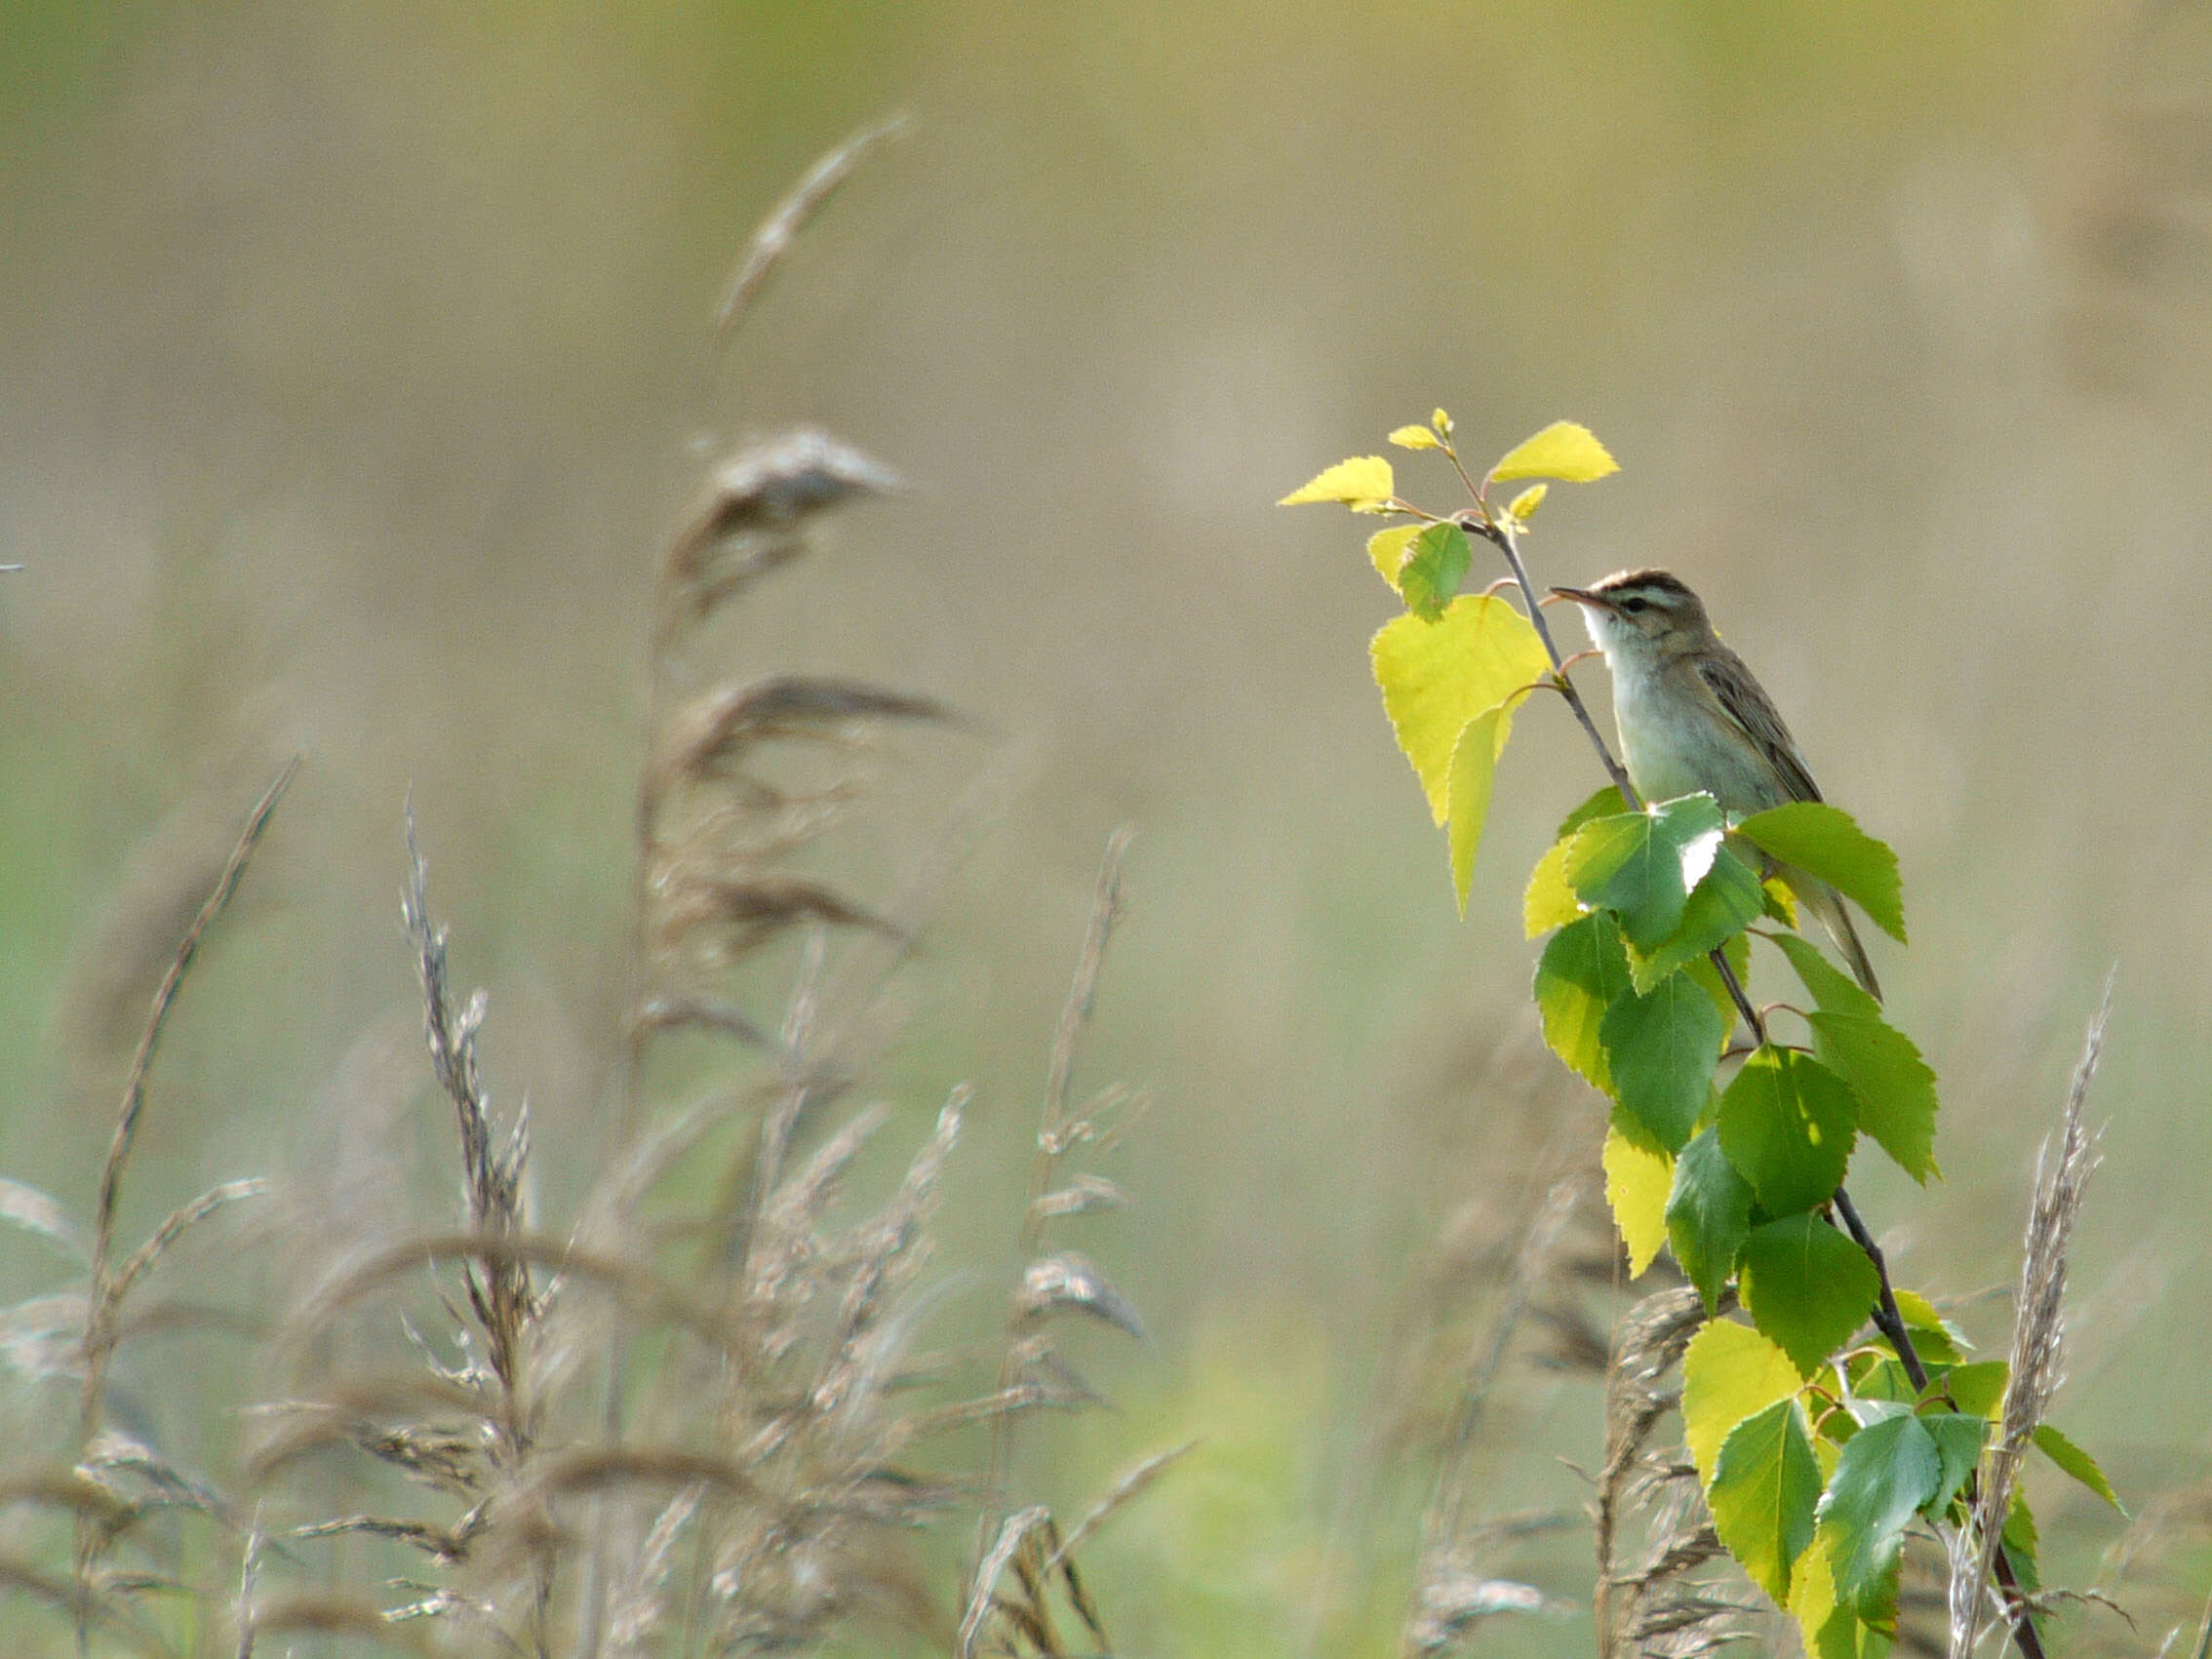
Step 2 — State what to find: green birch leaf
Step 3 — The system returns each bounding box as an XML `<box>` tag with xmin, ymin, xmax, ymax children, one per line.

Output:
<box><xmin>1764</xmin><ymin>928</ymin><xmax>1878</xmax><ymax>1019</ymax></box>
<box><xmin>1815</xmin><ymin>1404</ymin><xmax>1941</xmax><ymax>1620</ymax></box>
<box><xmin>1739</xmin><ymin>1214</ymin><xmax>1878</xmax><ymax>1378</ymax></box>
<box><xmin>1565</xmin><ymin>793</ymin><xmax>1725</xmax><ymax>952</ymax></box>
<box><xmin>1682</xmin><ymin>1320</ymin><xmax>1804</xmax><ymax>1484</ymax></box>
<box><xmin>1718</xmin><ymin>1048</ymin><xmax>1858</xmax><ymax>1217</ymax></box>
<box><xmin>1627</xmin><ymin>843</ymin><xmax>1766</xmax><ymax>992</ymax></box>
<box><xmin>1944</xmin><ymin>1360</ymin><xmax>2008</xmax><ymax>1418</ymax></box>
<box><xmin>1850</xmin><ymin>1355</ymin><xmax>1918</xmax><ymax>1405</ymax></box>
<box><xmin>1734</xmin><ymin>803</ymin><xmax>1906</xmax><ymax>944</ymax></box>
<box><xmin>1668</xmin><ymin>1126</ymin><xmax>1754</xmax><ymax>1312</ymax></box>
<box><xmin>2034</xmin><ymin>1423</ymin><xmax>2124</xmax><ymax>1511</ymax></box>
<box><xmin>1446</xmin><ymin>701</ymin><xmax>1523</xmax><ymax>916</ymax></box>
<box><xmin>1399</xmin><ymin>522</ymin><xmax>1473</xmax><ymax>622</ymax></box>
<box><xmin>1601</xmin><ymin>970</ymin><xmax>1726</xmax><ymax>1151</ymax></box>
<box><xmin>1809</xmin><ymin>1009</ymin><xmax>1939</xmax><ymax>1184</ymax></box>
<box><xmin>1533</xmin><ymin>912</ymin><xmax>1631</xmax><ymax>1093</ymax></box>
<box><xmin>1711</xmin><ymin>1399</ymin><xmax>1823</xmax><ymax>1602</ymax></box>
<box><xmin>1922</xmin><ymin>1411</ymin><xmax>1987</xmax><ymax>1518</ymax></box>
<box><xmin>2004</xmin><ymin>1494</ymin><xmax>2040</xmax><ymax>1593</ymax></box>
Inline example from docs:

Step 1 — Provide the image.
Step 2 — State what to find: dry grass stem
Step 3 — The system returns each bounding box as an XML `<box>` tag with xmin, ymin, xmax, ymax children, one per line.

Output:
<box><xmin>1948</xmin><ymin>974</ymin><xmax>2113</xmax><ymax>1659</ymax></box>
<box><xmin>72</xmin><ymin>755</ymin><xmax>297</xmax><ymax>1651</ymax></box>
<box><xmin>714</xmin><ymin>111</ymin><xmax>911</xmax><ymax>339</ymax></box>
<box><xmin>83</xmin><ymin>755</ymin><xmax>299</xmax><ymax>1440</ymax></box>
<box><xmin>1421</xmin><ymin>1177</ymin><xmax>1580</xmax><ymax>1555</ymax></box>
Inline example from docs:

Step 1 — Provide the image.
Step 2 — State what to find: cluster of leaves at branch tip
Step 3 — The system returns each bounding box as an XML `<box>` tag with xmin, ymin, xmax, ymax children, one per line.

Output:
<box><xmin>1286</xmin><ymin>415</ymin><xmax>2121</xmax><ymax>1651</ymax></box>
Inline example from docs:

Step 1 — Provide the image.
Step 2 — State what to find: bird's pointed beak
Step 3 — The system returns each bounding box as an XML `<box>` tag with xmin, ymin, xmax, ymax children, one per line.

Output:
<box><xmin>1548</xmin><ymin>585</ymin><xmax>1611</xmax><ymax>611</ymax></box>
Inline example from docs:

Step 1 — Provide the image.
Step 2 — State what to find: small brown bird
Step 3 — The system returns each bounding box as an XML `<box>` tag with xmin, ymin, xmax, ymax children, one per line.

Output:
<box><xmin>1550</xmin><ymin>568</ymin><xmax>1881</xmax><ymax>999</ymax></box>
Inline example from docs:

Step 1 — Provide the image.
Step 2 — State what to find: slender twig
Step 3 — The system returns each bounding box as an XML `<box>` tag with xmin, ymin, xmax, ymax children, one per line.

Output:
<box><xmin>1831</xmin><ymin>1193</ymin><xmax>1925</xmax><ymax>1389</ymax></box>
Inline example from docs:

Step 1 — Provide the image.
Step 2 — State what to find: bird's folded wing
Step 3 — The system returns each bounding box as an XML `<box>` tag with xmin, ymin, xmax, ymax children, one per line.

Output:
<box><xmin>1694</xmin><ymin>651</ymin><xmax>1824</xmax><ymax>806</ymax></box>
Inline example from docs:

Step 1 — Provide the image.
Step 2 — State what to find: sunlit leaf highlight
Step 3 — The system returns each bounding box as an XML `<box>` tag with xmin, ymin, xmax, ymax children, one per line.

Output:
<box><xmin>1486</xmin><ymin>419</ymin><xmax>1618</xmax><ymax>486</ymax></box>
<box><xmin>1371</xmin><ymin>596</ymin><xmax>1548</xmax><ymax>824</ymax></box>
<box><xmin>1279</xmin><ymin>454</ymin><xmax>1395</xmax><ymax>509</ymax></box>
<box><xmin>1602</xmin><ymin>1125</ymin><xmax>1673</xmax><ymax>1277</ymax></box>
<box><xmin>1683</xmin><ymin>1319</ymin><xmax>1803</xmax><ymax>1483</ymax></box>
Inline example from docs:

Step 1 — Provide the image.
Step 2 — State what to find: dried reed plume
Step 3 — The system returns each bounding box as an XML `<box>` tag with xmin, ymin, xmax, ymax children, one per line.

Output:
<box><xmin>1947</xmin><ymin>977</ymin><xmax>2112</xmax><ymax>1659</ymax></box>
<box><xmin>1360</xmin><ymin>1037</ymin><xmax>1633</xmax><ymax>1657</ymax></box>
<box><xmin>8</xmin><ymin>108</ymin><xmax>1185</xmax><ymax>1659</ymax></box>
<box><xmin>1593</xmin><ymin>1287</ymin><xmax>1758</xmax><ymax>1659</ymax></box>
<box><xmin>958</xmin><ymin>829</ymin><xmax>1192</xmax><ymax>1659</ymax></box>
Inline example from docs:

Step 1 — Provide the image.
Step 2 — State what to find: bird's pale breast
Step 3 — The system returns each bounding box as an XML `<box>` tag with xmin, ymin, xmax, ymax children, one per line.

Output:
<box><xmin>1611</xmin><ymin>656</ymin><xmax>1792</xmax><ymax>817</ymax></box>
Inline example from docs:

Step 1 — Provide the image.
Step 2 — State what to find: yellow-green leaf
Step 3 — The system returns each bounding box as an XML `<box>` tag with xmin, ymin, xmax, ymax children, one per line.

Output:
<box><xmin>1945</xmin><ymin>1360</ymin><xmax>2008</xmax><ymax>1418</ymax></box>
<box><xmin>1506</xmin><ymin>483</ymin><xmax>1548</xmax><ymax>523</ymax></box>
<box><xmin>1524</xmin><ymin>837</ymin><xmax>1583</xmax><ymax>936</ymax></box>
<box><xmin>1279</xmin><ymin>454</ymin><xmax>1394</xmax><ymax>509</ymax></box>
<box><xmin>2034</xmin><ymin>1424</ymin><xmax>2124</xmax><ymax>1511</ymax></box>
<box><xmin>1787</xmin><ymin>1534</ymin><xmax>1837</xmax><ymax>1651</ymax></box>
<box><xmin>1366</xmin><ymin>525</ymin><xmax>1421</xmax><ymax>593</ymax></box>
<box><xmin>1372</xmin><ymin>596</ymin><xmax>1549</xmax><ymax>825</ymax></box>
<box><xmin>1602</xmin><ymin>1125</ymin><xmax>1673</xmax><ymax>1277</ymax></box>
<box><xmin>1524</xmin><ymin>786</ymin><xmax>1626</xmax><ymax>938</ymax></box>
<box><xmin>1889</xmin><ymin>1289</ymin><xmax>1964</xmax><ymax>1350</ymax></box>
<box><xmin>1683</xmin><ymin>1320</ymin><xmax>1804</xmax><ymax>1485</ymax></box>
<box><xmin>1487</xmin><ymin>420</ymin><xmax>1618</xmax><ymax>486</ymax></box>
<box><xmin>1432</xmin><ymin>407</ymin><xmax>1453</xmax><ymax>436</ymax></box>
<box><xmin>1787</xmin><ymin>1537</ymin><xmax>1885</xmax><ymax>1659</ymax></box>
<box><xmin>1447</xmin><ymin>700</ymin><xmax>1526</xmax><ymax>914</ymax></box>
<box><xmin>1389</xmin><ymin>423</ymin><xmax>1440</xmax><ymax>450</ymax></box>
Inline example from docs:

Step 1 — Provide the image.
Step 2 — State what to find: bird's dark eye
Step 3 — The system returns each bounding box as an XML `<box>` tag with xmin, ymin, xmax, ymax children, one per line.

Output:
<box><xmin>1619</xmin><ymin>596</ymin><xmax>1649</xmax><ymax>614</ymax></box>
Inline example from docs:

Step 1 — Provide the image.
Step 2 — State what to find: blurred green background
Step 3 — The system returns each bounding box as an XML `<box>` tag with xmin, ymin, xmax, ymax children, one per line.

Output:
<box><xmin>4</xmin><ymin>0</ymin><xmax>2210</xmax><ymax>1650</ymax></box>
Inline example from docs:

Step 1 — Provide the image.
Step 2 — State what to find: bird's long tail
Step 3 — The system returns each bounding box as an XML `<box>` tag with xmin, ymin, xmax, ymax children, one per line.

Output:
<box><xmin>1792</xmin><ymin>875</ymin><xmax>1881</xmax><ymax>1002</ymax></box>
